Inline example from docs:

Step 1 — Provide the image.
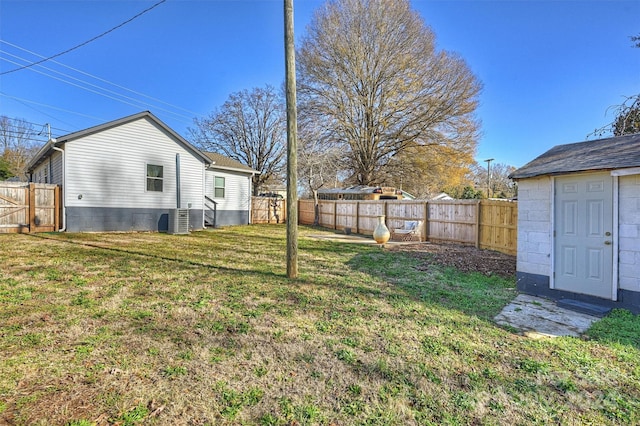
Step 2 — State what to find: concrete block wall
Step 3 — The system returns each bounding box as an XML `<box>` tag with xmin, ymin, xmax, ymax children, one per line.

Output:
<box><xmin>516</xmin><ymin>176</ymin><xmax>552</xmax><ymax>277</ymax></box>
<box><xmin>618</xmin><ymin>174</ymin><xmax>640</xmax><ymax>292</ymax></box>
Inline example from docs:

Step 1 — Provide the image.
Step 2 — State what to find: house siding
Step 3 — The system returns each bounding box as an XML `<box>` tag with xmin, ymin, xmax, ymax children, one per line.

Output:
<box><xmin>205</xmin><ymin>169</ymin><xmax>251</xmax><ymax>226</ymax></box>
<box><xmin>51</xmin><ymin>151</ymin><xmax>63</xmax><ymax>184</ymax></box>
<box><xmin>54</xmin><ymin>116</ymin><xmax>206</xmax><ymax>232</ymax></box>
<box><xmin>516</xmin><ymin>176</ymin><xmax>552</xmax><ymax>277</ymax></box>
<box><xmin>619</xmin><ymin>174</ymin><xmax>640</xmax><ymax>293</ymax></box>
<box><xmin>64</xmin><ymin>117</ymin><xmax>205</xmax><ymax>212</ymax></box>
<box><xmin>31</xmin><ymin>151</ymin><xmax>62</xmax><ymax>184</ymax></box>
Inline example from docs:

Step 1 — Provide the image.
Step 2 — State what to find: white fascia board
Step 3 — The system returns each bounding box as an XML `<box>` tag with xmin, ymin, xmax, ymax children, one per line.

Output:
<box><xmin>611</xmin><ymin>167</ymin><xmax>640</xmax><ymax>177</ymax></box>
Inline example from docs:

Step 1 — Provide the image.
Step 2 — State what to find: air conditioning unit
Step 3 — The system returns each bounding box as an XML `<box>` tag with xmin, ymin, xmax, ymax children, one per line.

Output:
<box><xmin>168</xmin><ymin>208</ymin><xmax>189</xmax><ymax>234</ymax></box>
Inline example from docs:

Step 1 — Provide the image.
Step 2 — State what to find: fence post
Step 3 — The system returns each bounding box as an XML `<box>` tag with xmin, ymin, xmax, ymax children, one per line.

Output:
<box><xmin>355</xmin><ymin>201</ymin><xmax>360</xmax><ymax>234</ymax></box>
<box><xmin>423</xmin><ymin>200</ymin><xmax>429</xmax><ymax>242</ymax></box>
<box><xmin>54</xmin><ymin>185</ymin><xmax>61</xmax><ymax>231</ymax></box>
<box><xmin>333</xmin><ymin>201</ymin><xmax>337</xmax><ymax>230</ymax></box>
<box><xmin>475</xmin><ymin>200</ymin><xmax>481</xmax><ymax>249</ymax></box>
<box><xmin>28</xmin><ymin>183</ymin><xmax>36</xmax><ymax>233</ymax></box>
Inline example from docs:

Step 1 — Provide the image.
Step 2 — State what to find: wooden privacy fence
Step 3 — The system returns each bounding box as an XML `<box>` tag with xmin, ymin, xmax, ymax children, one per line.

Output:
<box><xmin>251</xmin><ymin>196</ymin><xmax>287</xmax><ymax>224</ymax></box>
<box><xmin>0</xmin><ymin>182</ymin><xmax>61</xmax><ymax>233</ymax></box>
<box><xmin>298</xmin><ymin>198</ymin><xmax>517</xmax><ymax>255</ymax></box>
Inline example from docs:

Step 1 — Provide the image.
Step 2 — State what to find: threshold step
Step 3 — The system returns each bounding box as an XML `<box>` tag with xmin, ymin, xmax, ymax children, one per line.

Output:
<box><xmin>557</xmin><ymin>299</ymin><xmax>611</xmax><ymax>317</ymax></box>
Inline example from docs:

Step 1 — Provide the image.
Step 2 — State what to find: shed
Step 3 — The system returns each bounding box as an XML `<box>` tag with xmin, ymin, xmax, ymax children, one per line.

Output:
<box><xmin>509</xmin><ymin>133</ymin><xmax>640</xmax><ymax>313</ymax></box>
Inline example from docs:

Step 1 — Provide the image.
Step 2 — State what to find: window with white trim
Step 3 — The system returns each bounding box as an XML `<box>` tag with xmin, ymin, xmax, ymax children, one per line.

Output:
<box><xmin>146</xmin><ymin>164</ymin><xmax>163</xmax><ymax>192</ymax></box>
<box><xmin>214</xmin><ymin>176</ymin><xmax>225</xmax><ymax>198</ymax></box>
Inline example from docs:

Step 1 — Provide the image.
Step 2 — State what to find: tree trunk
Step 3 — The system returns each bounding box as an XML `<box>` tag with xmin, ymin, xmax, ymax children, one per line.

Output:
<box><xmin>313</xmin><ymin>189</ymin><xmax>319</xmax><ymax>226</ymax></box>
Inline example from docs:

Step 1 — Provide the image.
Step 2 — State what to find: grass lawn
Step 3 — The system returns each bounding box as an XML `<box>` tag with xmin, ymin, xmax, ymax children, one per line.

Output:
<box><xmin>1</xmin><ymin>225</ymin><xmax>639</xmax><ymax>425</ymax></box>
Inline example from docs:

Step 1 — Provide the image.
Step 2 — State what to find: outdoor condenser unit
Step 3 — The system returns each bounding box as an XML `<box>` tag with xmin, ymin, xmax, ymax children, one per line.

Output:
<box><xmin>168</xmin><ymin>208</ymin><xmax>189</xmax><ymax>235</ymax></box>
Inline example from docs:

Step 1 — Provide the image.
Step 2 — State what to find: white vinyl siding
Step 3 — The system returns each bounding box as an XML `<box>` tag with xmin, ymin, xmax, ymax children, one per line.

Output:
<box><xmin>51</xmin><ymin>151</ymin><xmax>63</xmax><ymax>184</ymax></box>
<box><xmin>64</xmin><ymin>117</ymin><xmax>205</xmax><ymax>209</ymax></box>
<box><xmin>32</xmin><ymin>162</ymin><xmax>47</xmax><ymax>183</ymax></box>
<box><xmin>32</xmin><ymin>152</ymin><xmax>62</xmax><ymax>184</ymax></box>
<box><xmin>205</xmin><ymin>169</ymin><xmax>250</xmax><ymax>211</ymax></box>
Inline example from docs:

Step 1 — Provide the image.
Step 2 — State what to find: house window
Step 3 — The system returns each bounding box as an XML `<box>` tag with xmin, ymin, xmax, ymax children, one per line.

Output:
<box><xmin>214</xmin><ymin>176</ymin><xmax>225</xmax><ymax>198</ymax></box>
<box><xmin>146</xmin><ymin>164</ymin><xmax>163</xmax><ymax>192</ymax></box>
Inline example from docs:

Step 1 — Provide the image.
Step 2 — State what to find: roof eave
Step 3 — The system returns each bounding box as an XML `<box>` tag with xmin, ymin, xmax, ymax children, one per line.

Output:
<box><xmin>26</xmin><ymin>111</ymin><xmax>212</xmax><ymax>171</ymax></box>
<box><xmin>208</xmin><ymin>164</ymin><xmax>260</xmax><ymax>175</ymax></box>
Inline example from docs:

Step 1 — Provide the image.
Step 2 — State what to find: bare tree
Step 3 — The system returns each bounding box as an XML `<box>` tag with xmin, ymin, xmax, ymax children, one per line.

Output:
<box><xmin>384</xmin><ymin>138</ymin><xmax>477</xmax><ymax>198</ymax></box>
<box><xmin>613</xmin><ymin>95</ymin><xmax>640</xmax><ymax>136</ymax></box>
<box><xmin>591</xmin><ymin>95</ymin><xmax>640</xmax><ymax>138</ymax></box>
<box><xmin>298</xmin><ymin>120</ymin><xmax>342</xmax><ymax>224</ymax></box>
<box><xmin>0</xmin><ymin>116</ymin><xmax>41</xmax><ymax>181</ymax></box>
<box><xmin>468</xmin><ymin>161</ymin><xmax>517</xmax><ymax>199</ymax></box>
<box><xmin>190</xmin><ymin>86</ymin><xmax>286</xmax><ymax>195</ymax></box>
<box><xmin>590</xmin><ymin>34</ymin><xmax>639</xmax><ymax>138</ymax></box>
<box><xmin>297</xmin><ymin>0</ymin><xmax>482</xmax><ymax>186</ymax></box>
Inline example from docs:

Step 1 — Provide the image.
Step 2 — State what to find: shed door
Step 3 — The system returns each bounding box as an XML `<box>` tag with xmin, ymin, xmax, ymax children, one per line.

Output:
<box><xmin>554</xmin><ymin>172</ymin><xmax>614</xmax><ymax>299</ymax></box>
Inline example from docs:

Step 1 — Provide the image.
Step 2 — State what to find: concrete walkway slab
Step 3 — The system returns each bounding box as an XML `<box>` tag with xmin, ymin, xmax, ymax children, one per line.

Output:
<box><xmin>495</xmin><ymin>294</ymin><xmax>599</xmax><ymax>338</ymax></box>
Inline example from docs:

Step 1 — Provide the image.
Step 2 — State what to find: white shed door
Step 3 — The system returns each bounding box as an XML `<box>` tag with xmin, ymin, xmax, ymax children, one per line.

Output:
<box><xmin>554</xmin><ymin>173</ymin><xmax>614</xmax><ymax>299</ymax></box>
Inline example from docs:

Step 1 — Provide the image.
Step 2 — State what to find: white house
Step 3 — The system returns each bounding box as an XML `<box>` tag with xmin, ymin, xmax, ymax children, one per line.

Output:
<box><xmin>203</xmin><ymin>152</ymin><xmax>258</xmax><ymax>227</ymax></box>
<box><xmin>509</xmin><ymin>133</ymin><xmax>640</xmax><ymax>314</ymax></box>
<box><xmin>27</xmin><ymin>111</ymin><xmax>257</xmax><ymax>232</ymax></box>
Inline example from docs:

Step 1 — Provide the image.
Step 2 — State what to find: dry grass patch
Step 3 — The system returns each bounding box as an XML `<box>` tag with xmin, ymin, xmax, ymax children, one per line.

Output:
<box><xmin>1</xmin><ymin>225</ymin><xmax>639</xmax><ymax>425</ymax></box>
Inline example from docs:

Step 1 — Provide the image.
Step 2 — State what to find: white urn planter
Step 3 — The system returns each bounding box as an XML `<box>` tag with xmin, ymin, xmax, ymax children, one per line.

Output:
<box><xmin>373</xmin><ymin>215</ymin><xmax>390</xmax><ymax>244</ymax></box>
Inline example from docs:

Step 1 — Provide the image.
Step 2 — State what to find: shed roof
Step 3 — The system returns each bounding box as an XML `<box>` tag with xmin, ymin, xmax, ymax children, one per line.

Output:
<box><xmin>509</xmin><ymin>133</ymin><xmax>640</xmax><ymax>179</ymax></box>
<box><xmin>27</xmin><ymin>111</ymin><xmax>212</xmax><ymax>171</ymax></box>
<box><xmin>204</xmin><ymin>152</ymin><xmax>259</xmax><ymax>175</ymax></box>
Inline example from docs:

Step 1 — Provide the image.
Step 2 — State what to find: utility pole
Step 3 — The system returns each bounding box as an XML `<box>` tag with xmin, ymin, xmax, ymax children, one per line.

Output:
<box><xmin>484</xmin><ymin>158</ymin><xmax>494</xmax><ymax>198</ymax></box>
<box><xmin>284</xmin><ymin>0</ymin><xmax>298</xmax><ymax>279</ymax></box>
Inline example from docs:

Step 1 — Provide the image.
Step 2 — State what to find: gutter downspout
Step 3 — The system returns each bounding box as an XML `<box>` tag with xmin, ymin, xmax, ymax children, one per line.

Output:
<box><xmin>52</xmin><ymin>142</ymin><xmax>66</xmax><ymax>232</ymax></box>
<box><xmin>176</xmin><ymin>153</ymin><xmax>181</xmax><ymax>209</ymax></box>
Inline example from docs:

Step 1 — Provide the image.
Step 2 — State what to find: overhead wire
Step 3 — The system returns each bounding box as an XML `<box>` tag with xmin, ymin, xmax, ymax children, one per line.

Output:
<box><xmin>1</xmin><ymin>56</ymin><xmax>164</xmax><ymax>116</ymax></box>
<box><xmin>0</xmin><ymin>50</ymin><xmax>195</xmax><ymax>123</ymax></box>
<box><xmin>0</xmin><ymin>91</ymin><xmax>106</xmax><ymax>127</ymax></box>
<box><xmin>0</xmin><ymin>123</ymin><xmax>71</xmax><ymax>135</ymax></box>
<box><xmin>1</xmin><ymin>40</ymin><xmax>203</xmax><ymax>118</ymax></box>
<box><xmin>0</xmin><ymin>0</ymin><xmax>209</xmax><ymax>133</ymax></box>
<box><xmin>0</xmin><ymin>0</ymin><xmax>167</xmax><ymax>76</ymax></box>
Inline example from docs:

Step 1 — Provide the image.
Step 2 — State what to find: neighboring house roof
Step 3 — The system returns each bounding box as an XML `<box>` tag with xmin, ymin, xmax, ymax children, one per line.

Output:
<box><xmin>26</xmin><ymin>111</ymin><xmax>212</xmax><ymax>172</ymax></box>
<box><xmin>431</xmin><ymin>192</ymin><xmax>453</xmax><ymax>200</ymax></box>
<box><xmin>509</xmin><ymin>133</ymin><xmax>640</xmax><ymax>179</ymax></box>
<box><xmin>203</xmin><ymin>152</ymin><xmax>259</xmax><ymax>175</ymax></box>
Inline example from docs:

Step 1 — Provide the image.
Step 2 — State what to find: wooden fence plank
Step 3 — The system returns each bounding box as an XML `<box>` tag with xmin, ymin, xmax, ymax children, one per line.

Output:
<box><xmin>251</xmin><ymin>197</ymin><xmax>286</xmax><ymax>224</ymax></box>
<box><xmin>296</xmin><ymin>198</ymin><xmax>517</xmax><ymax>256</ymax></box>
<box><xmin>0</xmin><ymin>182</ymin><xmax>60</xmax><ymax>233</ymax></box>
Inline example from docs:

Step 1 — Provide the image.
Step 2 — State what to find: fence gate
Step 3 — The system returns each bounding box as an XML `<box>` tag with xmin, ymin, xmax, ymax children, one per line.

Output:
<box><xmin>0</xmin><ymin>182</ymin><xmax>60</xmax><ymax>233</ymax></box>
<box><xmin>251</xmin><ymin>196</ymin><xmax>286</xmax><ymax>224</ymax></box>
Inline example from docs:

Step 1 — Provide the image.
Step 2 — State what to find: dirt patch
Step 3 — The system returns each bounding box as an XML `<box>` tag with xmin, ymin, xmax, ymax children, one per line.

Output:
<box><xmin>388</xmin><ymin>242</ymin><xmax>516</xmax><ymax>279</ymax></box>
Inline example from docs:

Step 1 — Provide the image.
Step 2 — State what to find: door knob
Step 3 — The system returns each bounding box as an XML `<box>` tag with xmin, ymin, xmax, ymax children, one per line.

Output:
<box><xmin>604</xmin><ymin>241</ymin><xmax>612</xmax><ymax>245</ymax></box>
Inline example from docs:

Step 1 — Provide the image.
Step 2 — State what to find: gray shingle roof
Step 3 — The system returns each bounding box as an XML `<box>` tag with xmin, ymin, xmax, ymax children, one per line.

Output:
<box><xmin>203</xmin><ymin>152</ymin><xmax>259</xmax><ymax>174</ymax></box>
<box><xmin>509</xmin><ymin>133</ymin><xmax>640</xmax><ymax>179</ymax></box>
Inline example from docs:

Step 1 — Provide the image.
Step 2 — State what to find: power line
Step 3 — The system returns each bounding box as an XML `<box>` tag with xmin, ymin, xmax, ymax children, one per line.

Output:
<box><xmin>0</xmin><ymin>0</ymin><xmax>167</xmax><ymax>76</ymax></box>
<box><xmin>0</xmin><ymin>40</ymin><xmax>203</xmax><ymax>118</ymax></box>
<box><xmin>0</xmin><ymin>123</ymin><xmax>70</xmax><ymax>135</ymax></box>
<box><xmin>1</xmin><ymin>56</ymin><xmax>157</xmax><ymax>113</ymax></box>
<box><xmin>0</xmin><ymin>51</ymin><xmax>195</xmax><ymax>122</ymax></box>
<box><xmin>0</xmin><ymin>91</ymin><xmax>106</xmax><ymax>125</ymax></box>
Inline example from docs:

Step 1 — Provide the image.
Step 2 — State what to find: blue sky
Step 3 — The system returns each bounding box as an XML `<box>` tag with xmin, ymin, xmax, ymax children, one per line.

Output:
<box><xmin>1</xmin><ymin>0</ymin><xmax>638</xmax><ymax>168</ymax></box>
